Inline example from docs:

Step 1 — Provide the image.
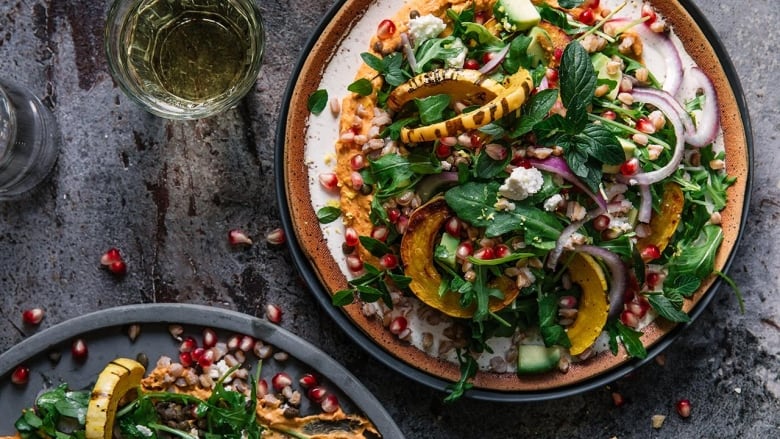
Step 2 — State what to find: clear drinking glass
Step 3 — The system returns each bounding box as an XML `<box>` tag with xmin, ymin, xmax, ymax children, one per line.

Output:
<box><xmin>105</xmin><ymin>0</ymin><xmax>265</xmax><ymax>119</ymax></box>
<box><xmin>0</xmin><ymin>80</ymin><xmax>59</xmax><ymax>200</ymax></box>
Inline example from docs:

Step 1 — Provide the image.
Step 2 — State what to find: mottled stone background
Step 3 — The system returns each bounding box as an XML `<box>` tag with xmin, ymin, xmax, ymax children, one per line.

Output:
<box><xmin>0</xmin><ymin>0</ymin><xmax>777</xmax><ymax>437</ymax></box>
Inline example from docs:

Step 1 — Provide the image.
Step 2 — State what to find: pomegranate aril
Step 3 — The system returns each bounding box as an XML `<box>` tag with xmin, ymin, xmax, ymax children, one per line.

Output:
<box><xmin>435</xmin><ymin>142</ymin><xmax>452</xmax><ymax>159</ymax></box>
<box><xmin>11</xmin><ymin>366</ymin><xmax>30</xmax><ymax>385</ymax></box>
<box><xmin>601</xmin><ymin>110</ymin><xmax>617</xmax><ymax>120</ymax></box>
<box><xmin>179</xmin><ymin>352</ymin><xmax>194</xmax><ymax>367</ymax></box>
<box><xmin>620</xmin><ymin>158</ymin><xmax>640</xmax><ymax>176</ymax></box>
<box><xmin>559</xmin><ymin>295</ymin><xmax>578</xmax><ymax>309</ymax></box>
<box><xmin>626</xmin><ymin>300</ymin><xmax>650</xmax><ymax>319</ymax></box>
<box><xmin>257</xmin><ymin>379</ymin><xmax>269</xmax><ymax>397</ymax></box>
<box><xmin>191</xmin><ymin>347</ymin><xmax>206</xmax><ymax>362</ymax></box>
<box><xmin>473</xmin><ymin>246</ymin><xmax>495</xmax><ymax>260</ymax></box>
<box><xmin>579</xmin><ymin>8</ymin><xmax>596</xmax><ymax>26</ymax></box>
<box><xmin>71</xmin><ymin>338</ymin><xmax>88</xmax><ymax>362</ymax></box>
<box><xmin>238</xmin><ymin>336</ymin><xmax>255</xmax><ymax>352</ymax></box>
<box><xmin>350</xmin><ymin>171</ymin><xmax>364</xmax><ymax>190</ymax></box>
<box><xmin>265</xmin><ymin>228</ymin><xmax>286</xmax><ymax>246</ymax></box>
<box><xmin>346</xmin><ymin>254</ymin><xmax>364</xmax><ymax>273</ymax></box>
<box><xmin>376</xmin><ymin>19</ymin><xmax>396</xmax><ymax>40</ymax></box>
<box><xmin>308</xmin><ymin>386</ymin><xmax>327</xmax><ymax>403</ymax></box>
<box><xmin>389</xmin><ymin>316</ymin><xmax>408</xmax><ymax>335</ymax></box>
<box><xmin>494</xmin><ymin>244</ymin><xmax>511</xmax><ymax>259</ymax></box>
<box><xmin>464</xmin><ymin>58</ymin><xmax>480</xmax><ymax>70</ymax></box>
<box><xmin>641</xmin><ymin>4</ymin><xmax>657</xmax><ymax>25</ymax></box>
<box><xmin>108</xmin><ymin>260</ymin><xmax>127</xmax><ymax>276</ymax></box>
<box><xmin>636</xmin><ymin>117</ymin><xmax>656</xmax><ymax>134</ymax></box>
<box><xmin>620</xmin><ymin>310</ymin><xmax>640</xmax><ymax>328</ymax></box>
<box><xmin>202</xmin><ymin>328</ymin><xmax>218</xmax><ymax>348</ymax></box>
<box><xmin>344</xmin><ymin>227</ymin><xmax>360</xmax><ymax>247</ymax></box>
<box><xmin>640</xmin><ymin>244</ymin><xmax>661</xmax><ymax>261</ymax></box>
<box><xmin>299</xmin><ymin>373</ymin><xmax>318</xmax><ymax>389</ymax></box>
<box><xmin>179</xmin><ymin>337</ymin><xmax>197</xmax><ymax>353</ymax></box>
<box><xmin>675</xmin><ymin>399</ymin><xmax>692</xmax><ymax>418</ymax></box>
<box><xmin>319</xmin><ymin>173</ymin><xmax>339</xmax><ymax>191</ymax></box>
<box><xmin>456</xmin><ymin>241</ymin><xmax>473</xmax><ymax>260</ymax></box>
<box><xmin>371</xmin><ymin>225</ymin><xmax>389</xmax><ymax>242</ymax></box>
<box><xmin>593</xmin><ymin>214</ymin><xmax>611</xmax><ymax>232</ymax></box>
<box><xmin>379</xmin><ymin>254</ymin><xmax>398</xmax><ymax>270</ymax></box>
<box><xmin>100</xmin><ymin>248</ymin><xmax>122</xmax><ymax>266</ymax></box>
<box><xmin>266</xmin><ymin>304</ymin><xmax>282</xmax><ymax>324</ymax></box>
<box><xmin>228</xmin><ymin>229</ymin><xmax>253</xmax><ymax>246</ymax></box>
<box><xmin>321</xmin><ymin>394</ymin><xmax>340</xmax><ymax>413</ymax></box>
<box><xmin>545</xmin><ymin>68</ymin><xmax>559</xmax><ymax>83</ymax></box>
<box><xmin>387</xmin><ymin>208</ymin><xmax>401</xmax><ymax>224</ymax></box>
<box><xmin>444</xmin><ymin>217</ymin><xmax>461</xmax><ymax>236</ymax></box>
<box><xmin>553</xmin><ymin>48</ymin><xmax>563</xmax><ymax>62</ymax></box>
<box><xmin>646</xmin><ymin>272</ymin><xmax>661</xmax><ymax>289</ymax></box>
<box><xmin>22</xmin><ymin>308</ymin><xmax>44</xmax><ymax>325</ymax></box>
<box><xmin>395</xmin><ymin>215</ymin><xmax>409</xmax><ymax>235</ymax></box>
<box><xmin>198</xmin><ymin>349</ymin><xmax>215</xmax><ymax>368</ymax></box>
<box><xmin>272</xmin><ymin>372</ymin><xmax>293</xmax><ymax>391</ymax></box>
<box><xmin>227</xmin><ymin>334</ymin><xmax>242</xmax><ymax>351</ymax></box>
<box><xmin>350</xmin><ymin>154</ymin><xmax>366</xmax><ymax>171</ymax></box>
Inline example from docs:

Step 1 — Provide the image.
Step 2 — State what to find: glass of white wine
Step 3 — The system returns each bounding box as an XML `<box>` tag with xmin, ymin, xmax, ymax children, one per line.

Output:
<box><xmin>105</xmin><ymin>0</ymin><xmax>265</xmax><ymax>119</ymax></box>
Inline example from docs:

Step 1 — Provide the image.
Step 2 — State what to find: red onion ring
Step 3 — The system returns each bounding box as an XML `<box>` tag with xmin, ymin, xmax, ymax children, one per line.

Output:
<box><xmin>628</xmin><ymin>88</ymin><xmax>686</xmax><ymax>185</ymax></box>
<box><xmin>682</xmin><ymin>66</ymin><xmax>720</xmax><ymax>147</ymax></box>
<box><xmin>575</xmin><ymin>244</ymin><xmax>627</xmax><ymax>320</ymax></box>
<box><xmin>479</xmin><ymin>44</ymin><xmax>510</xmax><ymax>74</ymax></box>
<box><xmin>400</xmin><ymin>33</ymin><xmax>419</xmax><ymax>73</ymax></box>
<box><xmin>637</xmin><ymin>183</ymin><xmax>653</xmax><ymax>223</ymax></box>
<box><xmin>608</xmin><ymin>18</ymin><xmax>683</xmax><ymax>95</ymax></box>
<box><xmin>528</xmin><ymin>157</ymin><xmax>608</xmax><ymax>211</ymax></box>
<box><xmin>547</xmin><ymin>207</ymin><xmax>605</xmax><ymax>269</ymax></box>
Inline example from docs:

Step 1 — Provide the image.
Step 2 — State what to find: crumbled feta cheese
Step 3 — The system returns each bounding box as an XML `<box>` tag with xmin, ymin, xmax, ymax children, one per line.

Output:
<box><xmin>444</xmin><ymin>38</ymin><xmax>467</xmax><ymax>68</ymax></box>
<box><xmin>499</xmin><ymin>166</ymin><xmax>544</xmax><ymax>201</ymax></box>
<box><xmin>494</xmin><ymin>197</ymin><xmax>516</xmax><ymax>211</ymax></box>
<box><xmin>135</xmin><ymin>426</ymin><xmax>154</xmax><ymax>437</ymax></box>
<box><xmin>543</xmin><ymin>194</ymin><xmax>563</xmax><ymax>211</ymax></box>
<box><xmin>609</xmin><ymin>216</ymin><xmax>633</xmax><ymax>233</ymax></box>
<box><xmin>408</xmin><ymin>14</ymin><xmax>446</xmax><ymax>45</ymax></box>
<box><xmin>563</xmin><ymin>232</ymin><xmax>587</xmax><ymax>250</ymax></box>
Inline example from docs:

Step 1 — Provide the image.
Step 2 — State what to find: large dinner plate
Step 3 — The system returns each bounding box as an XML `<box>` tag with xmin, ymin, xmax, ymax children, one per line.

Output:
<box><xmin>275</xmin><ymin>0</ymin><xmax>752</xmax><ymax>401</ymax></box>
<box><xmin>0</xmin><ymin>304</ymin><xmax>403</xmax><ymax>438</ymax></box>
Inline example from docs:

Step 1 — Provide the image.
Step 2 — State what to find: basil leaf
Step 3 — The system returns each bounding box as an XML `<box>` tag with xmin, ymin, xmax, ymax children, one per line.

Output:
<box><xmin>332</xmin><ymin>289</ymin><xmax>355</xmax><ymax>306</ymax></box>
<box><xmin>307</xmin><ymin>89</ymin><xmax>328</xmax><ymax>114</ymax></box>
<box><xmin>316</xmin><ymin>206</ymin><xmax>341</xmax><ymax>224</ymax></box>
<box><xmin>348</xmin><ymin>78</ymin><xmax>373</xmax><ymax>96</ymax></box>
<box><xmin>359</xmin><ymin>236</ymin><xmax>392</xmax><ymax>258</ymax></box>
<box><xmin>647</xmin><ymin>294</ymin><xmax>691</xmax><ymax>323</ymax></box>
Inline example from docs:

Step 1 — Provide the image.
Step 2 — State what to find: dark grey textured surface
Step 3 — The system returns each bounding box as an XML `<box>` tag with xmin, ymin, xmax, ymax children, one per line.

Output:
<box><xmin>0</xmin><ymin>1</ymin><xmax>777</xmax><ymax>438</ymax></box>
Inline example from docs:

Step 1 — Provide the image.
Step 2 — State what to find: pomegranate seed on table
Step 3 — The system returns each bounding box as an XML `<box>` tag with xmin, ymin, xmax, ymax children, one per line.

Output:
<box><xmin>675</xmin><ymin>399</ymin><xmax>692</xmax><ymax>418</ymax></box>
<box><xmin>265</xmin><ymin>228</ymin><xmax>286</xmax><ymax>246</ymax></box>
<box><xmin>100</xmin><ymin>247</ymin><xmax>122</xmax><ymax>266</ymax></box>
<box><xmin>266</xmin><ymin>303</ymin><xmax>282</xmax><ymax>324</ymax></box>
<box><xmin>11</xmin><ymin>365</ymin><xmax>30</xmax><ymax>385</ymax></box>
<box><xmin>318</xmin><ymin>172</ymin><xmax>339</xmax><ymax>191</ymax></box>
<box><xmin>108</xmin><ymin>260</ymin><xmax>127</xmax><ymax>276</ymax></box>
<box><xmin>321</xmin><ymin>394</ymin><xmax>340</xmax><ymax>413</ymax></box>
<box><xmin>228</xmin><ymin>229</ymin><xmax>253</xmax><ymax>246</ymax></box>
<box><xmin>22</xmin><ymin>308</ymin><xmax>44</xmax><ymax>325</ymax></box>
<box><xmin>376</xmin><ymin>19</ymin><xmax>396</xmax><ymax>40</ymax></box>
<box><xmin>71</xmin><ymin>338</ymin><xmax>88</xmax><ymax>362</ymax></box>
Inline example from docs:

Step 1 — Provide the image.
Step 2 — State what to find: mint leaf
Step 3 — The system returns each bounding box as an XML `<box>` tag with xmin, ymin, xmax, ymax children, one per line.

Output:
<box><xmin>307</xmin><ymin>89</ymin><xmax>328</xmax><ymax>114</ymax></box>
<box><xmin>579</xmin><ymin>124</ymin><xmax>624</xmax><ymax>165</ymax></box>
<box><xmin>359</xmin><ymin>236</ymin><xmax>392</xmax><ymax>258</ymax></box>
<box><xmin>360</xmin><ymin>52</ymin><xmax>385</xmax><ymax>72</ymax></box>
<box><xmin>461</xmin><ymin>22</ymin><xmax>504</xmax><ymax>47</ymax></box>
<box><xmin>381</xmin><ymin>116</ymin><xmax>417</xmax><ymax>140</ymax></box>
<box><xmin>332</xmin><ymin>289</ymin><xmax>355</xmax><ymax>306</ymax></box>
<box><xmin>361</xmin><ymin>52</ymin><xmax>407</xmax><ymax>86</ymax></box>
<box><xmin>559</xmin><ymin>42</ymin><xmax>596</xmax><ymax>132</ymax></box>
<box><xmin>348</xmin><ymin>78</ymin><xmax>373</xmax><ymax>96</ymax></box>
<box><xmin>511</xmin><ymin>88</ymin><xmax>558</xmax><ymax>137</ymax></box>
<box><xmin>503</xmin><ymin>35</ymin><xmax>532</xmax><ymax>74</ymax></box>
<box><xmin>608</xmin><ymin>321</ymin><xmax>648</xmax><ymax>359</ymax></box>
<box><xmin>316</xmin><ymin>206</ymin><xmax>341</xmax><ymax>224</ymax></box>
<box><xmin>444</xmin><ymin>181</ymin><xmax>501</xmax><ymax>227</ymax></box>
<box><xmin>647</xmin><ymin>294</ymin><xmax>691</xmax><ymax>323</ymax></box>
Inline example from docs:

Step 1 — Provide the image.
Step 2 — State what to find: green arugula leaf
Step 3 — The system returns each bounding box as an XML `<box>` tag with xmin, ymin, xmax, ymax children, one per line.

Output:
<box><xmin>444</xmin><ymin>181</ymin><xmax>501</xmax><ymax>226</ymax></box>
<box><xmin>667</xmin><ymin>224</ymin><xmax>723</xmax><ymax>280</ymax></box>
<box><xmin>307</xmin><ymin>89</ymin><xmax>328</xmax><ymax>115</ymax></box>
<box><xmin>461</xmin><ymin>22</ymin><xmax>504</xmax><ymax>47</ymax></box>
<box><xmin>366</xmin><ymin>154</ymin><xmax>417</xmax><ymax>199</ymax></box>
<box><xmin>665</xmin><ymin>274</ymin><xmax>701</xmax><ymax>297</ymax></box>
<box><xmin>473</xmin><ymin>150</ymin><xmax>509</xmax><ymax>179</ymax></box>
<box><xmin>316</xmin><ymin>206</ymin><xmax>341</xmax><ymax>224</ymax></box>
<box><xmin>347</xmin><ymin>78</ymin><xmax>373</xmax><ymax>96</ymax></box>
<box><xmin>414</xmin><ymin>36</ymin><xmax>464</xmax><ymax>73</ymax></box>
<box><xmin>381</xmin><ymin>116</ymin><xmax>417</xmax><ymax>141</ymax></box>
<box><xmin>646</xmin><ymin>293</ymin><xmax>691</xmax><ymax>323</ymax></box>
<box><xmin>608</xmin><ymin>321</ymin><xmax>648</xmax><ymax>359</ymax></box>
<box><xmin>415</xmin><ymin>94</ymin><xmax>451</xmax><ymax>125</ymax></box>
<box><xmin>444</xmin><ymin>349</ymin><xmax>477</xmax><ymax>403</ymax></box>
<box><xmin>538</xmin><ymin>293</ymin><xmax>572</xmax><ymax>347</ymax></box>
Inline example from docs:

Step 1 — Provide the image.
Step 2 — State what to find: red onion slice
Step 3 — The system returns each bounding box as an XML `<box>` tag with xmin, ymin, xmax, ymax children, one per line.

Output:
<box><xmin>575</xmin><ymin>244</ymin><xmax>628</xmax><ymax>320</ymax></box>
<box><xmin>400</xmin><ymin>33</ymin><xmax>419</xmax><ymax>73</ymax></box>
<box><xmin>608</xmin><ymin>18</ymin><xmax>683</xmax><ymax>95</ymax></box>
<box><xmin>547</xmin><ymin>207</ymin><xmax>605</xmax><ymax>269</ymax></box>
<box><xmin>629</xmin><ymin>88</ymin><xmax>686</xmax><ymax>185</ymax></box>
<box><xmin>528</xmin><ymin>157</ymin><xmax>607</xmax><ymax>211</ymax></box>
<box><xmin>637</xmin><ymin>183</ymin><xmax>653</xmax><ymax>223</ymax></box>
<box><xmin>682</xmin><ymin>66</ymin><xmax>720</xmax><ymax>147</ymax></box>
<box><xmin>479</xmin><ymin>44</ymin><xmax>510</xmax><ymax>74</ymax></box>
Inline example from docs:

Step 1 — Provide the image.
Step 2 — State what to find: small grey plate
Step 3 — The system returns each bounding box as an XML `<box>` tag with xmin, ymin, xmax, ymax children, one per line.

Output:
<box><xmin>0</xmin><ymin>303</ymin><xmax>402</xmax><ymax>438</ymax></box>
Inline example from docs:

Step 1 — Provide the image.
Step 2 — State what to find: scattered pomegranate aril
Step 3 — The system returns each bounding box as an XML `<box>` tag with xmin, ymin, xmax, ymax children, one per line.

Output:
<box><xmin>191</xmin><ymin>347</ymin><xmax>205</xmax><ymax>362</ymax></box>
<box><xmin>464</xmin><ymin>58</ymin><xmax>480</xmax><ymax>70</ymax></box>
<box><xmin>371</xmin><ymin>225</ymin><xmax>389</xmax><ymax>242</ymax></box>
<box><xmin>388</xmin><ymin>316</ymin><xmax>408</xmax><ymax>335</ymax></box>
<box><xmin>108</xmin><ymin>260</ymin><xmax>127</xmax><ymax>276</ymax></box>
<box><xmin>345</xmin><ymin>254</ymin><xmax>364</xmax><ymax>273</ymax></box>
<box><xmin>226</xmin><ymin>334</ymin><xmax>242</xmax><ymax>351</ymax></box>
<box><xmin>71</xmin><ymin>338</ymin><xmax>88</xmax><ymax>362</ymax></box>
<box><xmin>445</xmin><ymin>217</ymin><xmax>461</xmax><ymax>236</ymax></box>
<box><xmin>11</xmin><ymin>366</ymin><xmax>30</xmax><ymax>385</ymax></box>
<box><xmin>350</xmin><ymin>154</ymin><xmax>366</xmax><ymax>171</ymax></box>
<box><xmin>553</xmin><ymin>48</ymin><xmax>563</xmax><ymax>62</ymax></box>
<box><xmin>675</xmin><ymin>399</ymin><xmax>692</xmax><ymax>418</ymax></box>
<box><xmin>228</xmin><ymin>229</ymin><xmax>253</xmax><ymax>246</ymax></box>
<box><xmin>435</xmin><ymin>142</ymin><xmax>452</xmax><ymax>159</ymax></box>
<box><xmin>321</xmin><ymin>394</ymin><xmax>340</xmax><ymax>413</ymax></box>
<box><xmin>601</xmin><ymin>110</ymin><xmax>617</xmax><ymax>120</ymax></box>
<box><xmin>265</xmin><ymin>228</ymin><xmax>286</xmax><ymax>246</ymax></box>
<box><xmin>387</xmin><ymin>208</ymin><xmax>401</xmax><ymax>224</ymax></box>
<box><xmin>481</xmin><ymin>51</ymin><xmax>495</xmax><ymax>65</ymax></box>
<box><xmin>319</xmin><ymin>173</ymin><xmax>339</xmax><ymax>191</ymax></box>
<box><xmin>266</xmin><ymin>304</ymin><xmax>282</xmax><ymax>324</ymax></box>
<box><xmin>474</xmin><ymin>10</ymin><xmax>487</xmax><ymax>24</ymax></box>
<box><xmin>22</xmin><ymin>308</ymin><xmax>44</xmax><ymax>325</ymax></box>
<box><xmin>626</xmin><ymin>300</ymin><xmax>650</xmax><ymax>319</ymax></box>
<box><xmin>494</xmin><ymin>244</ymin><xmax>511</xmax><ymax>259</ymax></box>
<box><xmin>636</xmin><ymin>117</ymin><xmax>656</xmax><ymax>134</ymax></box>
<box><xmin>350</xmin><ymin>171</ymin><xmax>364</xmax><ymax>190</ymax></box>
<box><xmin>473</xmin><ymin>246</ymin><xmax>495</xmax><ymax>260</ymax></box>
<box><xmin>197</xmin><ymin>349</ymin><xmax>215</xmax><ymax>368</ymax></box>
<box><xmin>272</xmin><ymin>372</ymin><xmax>293</xmax><ymax>391</ymax></box>
<box><xmin>379</xmin><ymin>254</ymin><xmax>398</xmax><ymax>270</ymax></box>
<box><xmin>641</xmin><ymin>4</ymin><xmax>657</xmax><ymax>25</ymax></box>
<box><xmin>640</xmin><ymin>244</ymin><xmax>661</xmax><ymax>261</ymax></box>
<box><xmin>545</xmin><ymin>68</ymin><xmax>559</xmax><ymax>83</ymax></box>
<box><xmin>579</xmin><ymin>8</ymin><xmax>596</xmax><ymax>26</ymax></box>
<box><xmin>344</xmin><ymin>227</ymin><xmax>360</xmax><ymax>248</ymax></box>
<box><xmin>257</xmin><ymin>379</ymin><xmax>269</xmax><ymax>397</ymax></box>
<box><xmin>593</xmin><ymin>214</ymin><xmax>611</xmax><ymax>232</ymax></box>
<box><xmin>456</xmin><ymin>241</ymin><xmax>474</xmax><ymax>260</ymax></box>
<box><xmin>646</xmin><ymin>272</ymin><xmax>661</xmax><ymax>289</ymax></box>
<box><xmin>100</xmin><ymin>248</ymin><xmax>122</xmax><ymax>266</ymax></box>
<box><xmin>179</xmin><ymin>351</ymin><xmax>194</xmax><ymax>367</ymax></box>
<box><xmin>395</xmin><ymin>215</ymin><xmax>409</xmax><ymax>235</ymax></box>
<box><xmin>179</xmin><ymin>337</ymin><xmax>197</xmax><ymax>353</ymax></box>
<box><xmin>299</xmin><ymin>373</ymin><xmax>318</xmax><ymax>389</ymax></box>
<box><xmin>308</xmin><ymin>386</ymin><xmax>327</xmax><ymax>403</ymax></box>
<box><xmin>202</xmin><ymin>328</ymin><xmax>218</xmax><ymax>348</ymax></box>
<box><xmin>559</xmin><ymin>295</ymin><xmax>578</xmax><ymax>309</ymax></box>
<box><xmin>612</xmin><ymin>391</ymin><xmax>625</xmax><ymax>407</ymax></box>
<box><xmin>376</xmin><ymin>19</ymin><xmax>396</xmax><ymax>40</ymax></box>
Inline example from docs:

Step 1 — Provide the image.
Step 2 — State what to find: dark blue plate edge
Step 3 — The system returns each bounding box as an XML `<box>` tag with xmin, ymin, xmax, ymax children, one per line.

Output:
<box><xmin>273</xmin><ymin>0</ymin><xmax>754</xmax><ymax>403</ymax></box>
<box><xmin>0</xmin><ymin>303</ymin><xmax>404</xmax><ymax>439</ymax></box>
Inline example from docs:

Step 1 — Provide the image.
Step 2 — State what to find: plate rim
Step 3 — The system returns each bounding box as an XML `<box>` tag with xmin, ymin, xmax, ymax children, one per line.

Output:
<box><xmin>274</xmin><ymin>0</ymin><xmax>754</xmax><ymax>402</ymax></box>
<box><xmin>0</xmin><ymin>303</ymin><xmax>404</xmax><ymax>438</ymax></box>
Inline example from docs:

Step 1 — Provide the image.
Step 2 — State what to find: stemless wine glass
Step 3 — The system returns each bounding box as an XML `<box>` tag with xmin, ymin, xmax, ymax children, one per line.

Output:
<box><xmin>105</xmin><ymin>0</ymin><xmax>265</xmax><ymax>119</ymax></box>
<box><xmin>0</xmin><ymin>79</ymin><xmax>59</xmax><ymax>200</ymax></box>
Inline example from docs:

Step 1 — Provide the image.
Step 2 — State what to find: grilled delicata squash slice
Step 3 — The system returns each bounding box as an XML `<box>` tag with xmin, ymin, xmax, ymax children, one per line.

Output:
<box><xmin>397</xmin><ymin>68</ymin><xmax>534</xmax><ymax>144</ymax></box>
<box><xmin>566</xmin><ymin>253</ymin><xmax>609</xmax><ymax>356</ymax></box>
<box><xmin>85</xmin><ymin>358</ymin><xmax>145</xmax><ymax>439</ymax></box>
<box><xmin>400</xmin><ymin>196</ymin><xmax>519</xmax><ymax>318</ymax></box>
<box><xmin>386</xmin><ymin>68</ymin><xmax>506</xmax><ymax>112</ymax></box>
